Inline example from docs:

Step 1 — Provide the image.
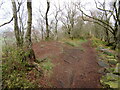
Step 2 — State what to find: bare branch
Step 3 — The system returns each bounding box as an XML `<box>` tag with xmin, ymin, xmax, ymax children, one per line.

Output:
<box><xmin>0</xmin><ymin>17</ymin><xmax>13</xmax><ymax>27</ymax></box>
<box><xmin>0</xmin><ymin>1</ymin><xmax>4</xmax><ymax>8</ymax></box>
<box><xmin>81</xmin><ymin>13</ymin><xmax>113</xmax><ymax>34</ymax></box>
<box><xmin>38</xmin><ymin>6</ymin><xmax>45</xmax><ymax>19</ymax></box>
<box><xmin>94</xmin><ymin>0</ymin><xmax>113</xmax><ymax>13</ymax></box>
<box><xmin>77</xmin><ymin>7</ymin><xmax>114</xmax><ymax>33</ymax></box>
<box><xmin>0</xmin><ymin>0</ymin><xmax>22</xmax><ymax>28</ymax></box>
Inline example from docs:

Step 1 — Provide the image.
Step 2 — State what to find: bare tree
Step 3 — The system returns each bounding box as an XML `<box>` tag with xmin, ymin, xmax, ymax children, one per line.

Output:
<box><xmin>112</xmin><ymin>0</ymin><xmax>120</xmax><ymax>50</ymax></box>
<box><xmin>41</xmin><ymin>25</ymin><xmax>44</xmax><ymax>40</ymax></box>
<box><xmin>38</xmin><ymin>19</ymin><xmax>45</xmax><ymax>40</ymax></box>
<box><xmin>25</xmin><ymin>0</ymin><xmax>36</xmax><ymax>60</ymax></box>
<box><xmin>11</xmin><ymin>0</ymin><xmax>22</xmax><ymax>47</ymax></box>
<box><xmin>45</xmin><ymin>0</ymin><xmax>50</xmax><ymax>40</ymax></box>
<box><xmin>0</xmin><ymin>0</ymin><xmax>24</xmax><ymax>28</ymax></box>
<box><xmin>75</xmin><ymin>0</ymin><xmax>119</xmax><ymax>49</ymax></box>
<box><xmin>61</xmin><ymin>2</ymin><xmax>77</xmax><ymax>39</ymax></box>
<box><xmin>0</xmin><ymin>0</ymin><xmax>24</xmax><ymax>47</ymax></box>
<box><xmin>95</xmin><ymin>0</ymin><xmax>112</xmax><ymax>43</ymax></box>
<box><xmin>32</xmin><ymin>26</ymin><xmax>41</xmax><ymax>42</ymax></box>
<box><xmin>17</xmin><ymin>0</ymin><xmax>27</xmax><ymax>46</ymax></box>
<box><xmin>117</xmin><ymin>0</ymin><xmax>120</xmax><ymax>61</ymax></box>
<box><xmin>35</xmin><ymin>3</ymin><xmax>45</xmax><ymax>40</ymax></box>
<box><xmin>53</xmin><ymin>4</ymin><xmax>62</xmax><ymax>40</ymax></box>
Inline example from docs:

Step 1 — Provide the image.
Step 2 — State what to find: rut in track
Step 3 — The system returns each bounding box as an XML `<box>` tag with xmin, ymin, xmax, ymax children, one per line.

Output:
<box><xmin>33</xmin><ymin>41</ymin><xmax>102</xmax><ymax>88</ymax></box>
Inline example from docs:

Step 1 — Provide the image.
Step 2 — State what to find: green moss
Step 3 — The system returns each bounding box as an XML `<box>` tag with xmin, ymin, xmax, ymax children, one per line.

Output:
<box><xmin>63</xmin><ymin>39</ymin><xmax>87</xmax><ymax>48</ymax></box>
<box><xmin>106</xmin><ymin>68</ymin><xmax>115</xmax><ymax>73</ymax></box>
<box><xmin>41</xmin><ymin>60</ymin><xmax>54</xmax><ymax>71</ymax></box>
<box><xmin>65</xmin><ymin>41</ymin><xmax>76</xmax><ymax>47</ymax></box>
<box><xmin>98</xmin><ymin>60</ymin><xmax>109</xmax><ymax>67</ymax></box>
<box><xmin>39</xmin><ymin>58</ymin><xmax>54</xmax><ymax>77</ymax></box>
<box><xmin>103</xmin><ymin>51</ymin><xmax>115</xmax><ymax>56</ymax></box>
<box><xmin>100</xmin><ymin>73</ymin><xmax>120</xmax><ymax>88</ymax></box>
<box><xmin>108</xmin><ymin>59</ymin><xmax>118</xmax><ymax>65</ymax></box>
<box><xmin>91</xmin><ymin>37</ymin><xmax>107</xmax><ymax>47</ymax></box>
<box><xmin>103</xmin><ymin>81</ymin><xmax>119</xmax><ymax>88</ymax></box>
<box><xmin>106</xmin><ymin>56</ymin><xmax>115</xmax><ymax>59</ymax></box>
<box><xmin>114</xmin><ymin>63</ymin><xmax>120</xmax><ymax>75</ymax></box>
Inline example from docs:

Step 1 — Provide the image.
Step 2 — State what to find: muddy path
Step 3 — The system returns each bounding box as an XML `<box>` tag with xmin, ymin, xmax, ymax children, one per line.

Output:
<box><xmin>33</xmin><ymin>40</ymin><xmax>102</xmax><ymax>88</ymax></box>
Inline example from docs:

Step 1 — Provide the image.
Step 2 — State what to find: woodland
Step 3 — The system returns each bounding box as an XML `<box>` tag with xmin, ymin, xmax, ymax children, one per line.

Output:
<box><xmin>0</xmin><ymin>0</ymin><xmax>120</xmax><ymax>89</ymax></box>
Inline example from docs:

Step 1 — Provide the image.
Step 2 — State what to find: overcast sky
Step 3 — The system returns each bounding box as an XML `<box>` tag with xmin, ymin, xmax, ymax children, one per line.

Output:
<box><xmin>0</xmin><ymin>0</ymin><xmax>112</xmax><ymax>33</ymax></box>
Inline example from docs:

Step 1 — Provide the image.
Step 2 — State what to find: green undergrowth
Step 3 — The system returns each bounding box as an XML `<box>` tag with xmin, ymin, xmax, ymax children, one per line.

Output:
<box><xmin>91</xmin><ymin>37</ymin><xmax>119</xmax><ymax>89</ymax></box>
<box><xmin>2</xmin><ymin>43</ymin><xmax>55</xmax><ymax>89</ymax></box>
<box><xmin>37</xmin><ymin>57</ymin><xmax>54</xmax><ymax>77</ymax></box>
<box><xmin>61</xmin><ymin>38</ymin><xmax>87</xmax><ymax>51</ymax></box>
<box><xmin>2</xmin><ymin>46</ymin><xmax>40</xmax><ymax>89</ymax></box>
<box><xmin>91</xmin><ymin>37</ymin><xmax>107</xmax><ymax>48</ymax></box>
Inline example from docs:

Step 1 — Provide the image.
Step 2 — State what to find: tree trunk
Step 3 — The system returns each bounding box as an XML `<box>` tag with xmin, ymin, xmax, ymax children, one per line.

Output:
<box><xmin>45</xmin><ymin>0</ymin><xmax>50</xmax><ymax>40</ymax></box>
<box><xmin>25</xmin><ymin>0</ymin><xmax>36</xmax><ymax>61</ymax></box>
<box><xmin>67</xmin><ymin>25</ymin><xmax>71</xmax><ymax>38</ymax></box>
<box><xmin>41</xmin><ymin>26</ymin><xmax>44</xmax><ymax>40</ymax></box>
<box><xmin>55</xmin><ymin>19</ymin><xmax>58</xmax><ymax>40</ymax></box>
<box><xmin>118</xmin><ymin>26</ymin><xmax>120</xmax><ymax>62</ymax></box>
<box><xmin>112</xmin><ymin>31</ymin><xmax>118</xmax><ymax>49</ymax></box>
<box><xmin>105</xmin><ymin>27</ymin><xmax>110</xmax><ymax>44</ymax></box>
<box><xmin>118</xmin><ymin>0</ymin><xmax>120</xmax><ymax>62</ymax></box>
<box><xmin>11</xmin><ymin>0</ymin><xmax>21</xmax><ymax>47</ymax></box>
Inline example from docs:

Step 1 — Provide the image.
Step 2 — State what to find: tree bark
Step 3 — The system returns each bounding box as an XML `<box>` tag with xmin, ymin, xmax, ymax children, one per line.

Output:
<box><xmin>118</xmin><ymin>26</ymin><xmax>120</xmax><ymax>62</ymax></box>
<box><xmin>55</xmin><ymin>15</ymin><xmax>58</xmax><ymax>40</ymax></box>
<box><xmin>25</xmin><ymin>0</ymin><xmax>36</xmax><ymax>61</ymax></box>
<box><xmin>11</xmin><ymin>0</ymin><xmax>21</xmax><ymax>47</ymax></box>
<box><xmin>41</xmin><ymin>26</ymin><xmax>44</xmax><ymax>40</ymax></box>
<box><xmin>118</xmin><ymin>0</ymin><xmax>120</xmax><ymax>62</ymax></box>
<box><xmin>45</xmin><ymin>0</ymin><xmax>50</xmax><ymax>40</ymax></box>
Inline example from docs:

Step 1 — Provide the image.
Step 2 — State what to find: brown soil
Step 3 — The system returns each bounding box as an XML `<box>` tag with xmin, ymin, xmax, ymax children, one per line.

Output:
<box><xmin>33</xmin><ymin>40</ymin><xmax>102</xmax><ymax>88</ymax></box>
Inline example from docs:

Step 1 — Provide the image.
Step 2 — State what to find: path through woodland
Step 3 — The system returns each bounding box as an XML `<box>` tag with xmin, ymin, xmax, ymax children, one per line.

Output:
<box><xmin>33</xmin><ymin>40</ymin><xmax>102</xmax><ymax>88</ymax></box>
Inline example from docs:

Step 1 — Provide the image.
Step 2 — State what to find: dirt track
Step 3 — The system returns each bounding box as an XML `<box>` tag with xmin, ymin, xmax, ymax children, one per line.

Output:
<box><xmin>33</xmin><ymin>41</ymin><xmax>102</xmax><ymax>88</ymax></box>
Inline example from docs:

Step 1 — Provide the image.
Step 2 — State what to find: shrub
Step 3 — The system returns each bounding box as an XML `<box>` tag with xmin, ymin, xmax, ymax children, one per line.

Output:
<box><xmin>2</xmin><ymin>46</ymin><xmax>37</xmax><ymax>89</ymax></box>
